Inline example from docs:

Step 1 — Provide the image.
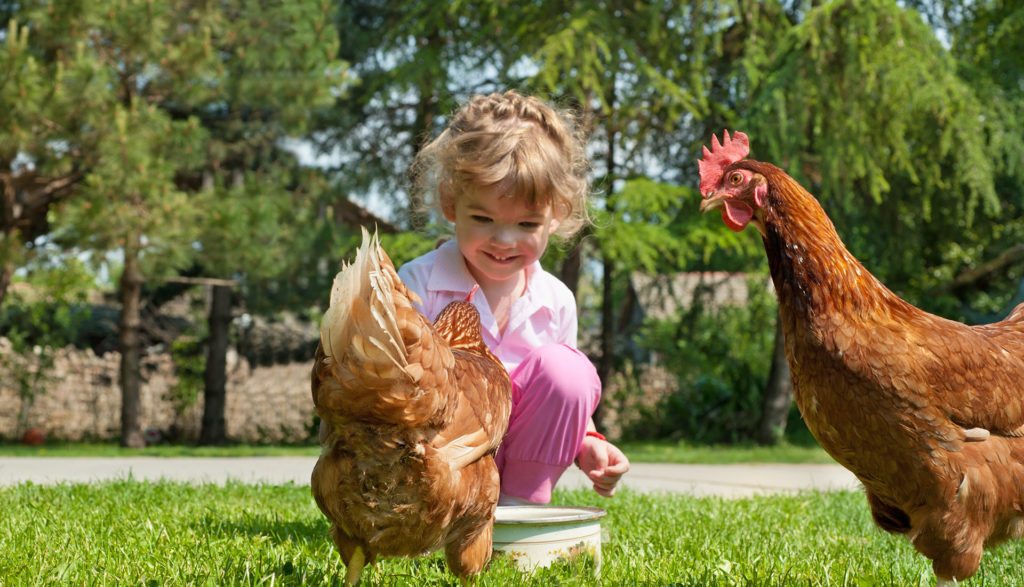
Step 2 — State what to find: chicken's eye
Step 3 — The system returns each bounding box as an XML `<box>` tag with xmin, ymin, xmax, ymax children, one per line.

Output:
<box><xmin>728</xmin><ymin>171</ymin><xmax>744</xmax><ymax>186</ymax></box>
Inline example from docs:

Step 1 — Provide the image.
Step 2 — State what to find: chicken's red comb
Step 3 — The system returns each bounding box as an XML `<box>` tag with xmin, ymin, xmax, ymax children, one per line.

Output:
<box><xmin>698</xmin><ymin>130</ymin><xmax>750</xmax><ymax>197</ymax></box>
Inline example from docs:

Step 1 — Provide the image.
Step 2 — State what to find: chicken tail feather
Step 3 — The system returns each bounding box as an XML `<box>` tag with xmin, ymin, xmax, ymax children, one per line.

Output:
<box><xmin>315</xmin><ymin>228</ymin><xmax>454</xmax><ymax>427</ymax></box>
<box><xmin>321</xmin><ymin>228</ymin><xmax>410</xmax><ymax>376</ymax></box>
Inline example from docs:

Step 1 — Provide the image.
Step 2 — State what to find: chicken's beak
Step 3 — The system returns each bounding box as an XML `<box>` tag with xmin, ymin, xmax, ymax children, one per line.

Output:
<box><xmin>700</xmin><ymin>192</ymin><xmax>726</xmax><ymax>214</ymax></box>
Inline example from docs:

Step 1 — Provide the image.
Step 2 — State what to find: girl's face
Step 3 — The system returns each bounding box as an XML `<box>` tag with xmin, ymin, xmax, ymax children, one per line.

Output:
<box><xmin>445</xmin><ymin>186</ymin><xmax>560</xmax><ymax>288</ymax></box>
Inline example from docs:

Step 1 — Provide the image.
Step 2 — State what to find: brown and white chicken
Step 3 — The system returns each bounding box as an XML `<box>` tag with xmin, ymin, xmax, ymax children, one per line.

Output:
<box><xmin>310</xmin><ymin>228</ymin><xmax>512</xmax><ymax>585</ymax></box>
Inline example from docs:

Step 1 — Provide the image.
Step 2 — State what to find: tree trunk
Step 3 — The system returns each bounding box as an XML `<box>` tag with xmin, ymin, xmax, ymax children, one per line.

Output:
<box><xmin>757</xmin><ymin>313</ymin><xmax>793</xmax><ymax>445</ymax></box>
<box><xmin>408</xmin><ymin>31</ymin><xmax>441</xmax><ymax>230</ymax></box>
<box><xmin>595</xmin><ymin>85</ymin><xmax>618</xmax><ymax>431</ymax></box>
<box><xmin>559</xmin><ymin>237</ymin><xmax>584</xmax><ymax>296</ymax></box>
<box><xmin>119</xmin><ymin>235</ymin><xmax>146</xmax><ymax>448</ymax></box>
<box><xmin>1</xmin><ymin>176</ymin><xmax>16</xmax><ymax>309</ymax></box>
<box><xmin>200</xmin><ymin>284</ymin><xmax>232</xmax><ymax>445</ymax></box>
<box><xmin>0</xmin><ymin>259</ymin><xmax>12</xmax><ymax>309</ymax></box>
<box><xmin>594</xmin><ymin>252</ymin><xmax>616</xmax><ymax>430</ymax></box>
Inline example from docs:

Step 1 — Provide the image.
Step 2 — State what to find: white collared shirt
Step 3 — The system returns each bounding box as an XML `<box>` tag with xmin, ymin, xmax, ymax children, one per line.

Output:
<box><xmin>397</xmin><ymin>240</ymin><xmax>578</xmax><ymax>372</ymax></box>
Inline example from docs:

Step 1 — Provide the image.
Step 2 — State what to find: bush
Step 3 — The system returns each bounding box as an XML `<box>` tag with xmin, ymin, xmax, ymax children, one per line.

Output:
<box><xmin>168</xmin><ymin>334</ymin><xmax>205</xmax><ymax>416</ymax></box>
<box><xmin>0</xmin><ymin>261</ymin><xmax>94</xmax><ymax>435</ymax></box>
<box><xmin>609</xmin><ymin>275</ymin><xmax>777</xmax><ymax>444</ymax></box>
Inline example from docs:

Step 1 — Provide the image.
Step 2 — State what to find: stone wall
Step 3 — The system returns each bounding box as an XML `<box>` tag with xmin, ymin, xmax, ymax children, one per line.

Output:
<box><xmin>0</xmin><ymin>337</ymin><xmax>315</xmax><ymax>444</ymax></box>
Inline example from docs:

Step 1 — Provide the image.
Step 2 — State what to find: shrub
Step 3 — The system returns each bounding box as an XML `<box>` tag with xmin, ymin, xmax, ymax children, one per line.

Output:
<box><xmin>168</xmin><ymin>334</ymin><xmax>205</xmax><ymax>416</ymax></box>
<box><xmin>610</xmin><ymin>275</ymin><xmax>777</xmax><ymax>444</ymax></box>
<box><xmin>0</xmin><ymin>260</ymin><xmax>93</xmax><ymax>435</ymax></box>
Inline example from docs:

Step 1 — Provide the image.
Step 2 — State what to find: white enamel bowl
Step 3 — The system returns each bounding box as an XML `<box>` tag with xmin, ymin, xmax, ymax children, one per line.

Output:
<box><xmin>492</xmin><ymin>505</ymin><xmax>606</xmax><ymax>574</ymax></box>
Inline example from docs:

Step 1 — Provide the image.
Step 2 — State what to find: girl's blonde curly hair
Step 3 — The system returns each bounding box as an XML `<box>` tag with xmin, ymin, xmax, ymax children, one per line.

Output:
<box><xmin>412</xmin><ymin>90</ymin><xmax>591</xmax><ymax>239</ymax></box>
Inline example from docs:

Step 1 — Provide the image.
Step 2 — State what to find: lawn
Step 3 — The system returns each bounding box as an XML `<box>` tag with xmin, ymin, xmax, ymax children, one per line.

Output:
<box><xmin>0</xmin><ymin>440</ymin><xmax>834</xmax><ymax>463</ymax></box>
<box><xmin>2</xmin><ymin>481</ymin><xmax>1021</xmax><ymax>585</ymax></box>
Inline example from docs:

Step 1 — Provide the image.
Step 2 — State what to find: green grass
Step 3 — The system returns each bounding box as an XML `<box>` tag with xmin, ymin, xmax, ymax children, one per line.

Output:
<box><xmin>2</xmin><ymin>482</ymin><xmax>1021</xmax><ymax>585</ymax></box>
<box><xmin>0</xmin><ymin>440</ymin><xmax>833</xmax><ymax>464</ymax></box>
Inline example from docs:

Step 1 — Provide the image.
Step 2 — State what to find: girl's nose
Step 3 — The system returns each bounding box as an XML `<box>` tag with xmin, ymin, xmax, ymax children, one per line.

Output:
<box><xmin>491</xmin><ymin>226</ymin><xmax>517</xmax><ymax>245</ymax></box>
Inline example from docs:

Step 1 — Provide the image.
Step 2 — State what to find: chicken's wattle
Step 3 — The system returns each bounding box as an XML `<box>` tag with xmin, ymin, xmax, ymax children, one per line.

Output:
<box><xmin>722</xmin><ymin>200</ymin><xmax>753</xmax><ymax>232</ymax></box>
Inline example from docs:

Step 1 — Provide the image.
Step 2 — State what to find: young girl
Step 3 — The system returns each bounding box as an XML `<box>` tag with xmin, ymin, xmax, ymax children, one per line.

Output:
<box><xmin>398</xmin><ymin>90</ymin><xmax>629</xmax><ymax>505</ymax></box>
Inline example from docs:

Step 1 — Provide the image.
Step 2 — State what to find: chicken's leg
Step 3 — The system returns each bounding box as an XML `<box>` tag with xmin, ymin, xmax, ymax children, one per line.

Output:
<box><xmin>344</xmin><ymin>547</ymin><xmax>366</xmax><ymax>586</ymax></box>
<box><xmin>330</xmin><ymin>526</ymin><xmax>367</xmax><ymax>586</ymax></box>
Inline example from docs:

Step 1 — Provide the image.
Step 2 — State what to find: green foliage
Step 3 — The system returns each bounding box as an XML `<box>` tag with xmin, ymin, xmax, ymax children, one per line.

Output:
<box><xmin>943</xmin><ymin>1</ymin><xmax>1024</xmax><ymax>318</ymax></box>
<box><xmin>322</xmin><ymin>0</ymin><xmax>491</xmax><ymax>228</ymax></box>
<box><xmin>0</xmin><ymin>0</ymin><xmax>348</xmax><ymax>447</ymax></box>
<box><xmin>2</xmin><ymin>0</ymin><xmax>347</xmax><ymax>292</ymax></box>
<box><xmin>745</xmin><ymin>0</ymin><xmax>1024</xmax><ymax>314</ymax></box>
<box><xmin>378</xmin><ymin>230</ymin><xmax>438</xmax><ymax>270</ymax></box>
<box><xmin>168</xmin><ymin>335</ymin><xmax>205</xmax><ymax>416</ymax></box>
<box><xmin>192</xmin><ymin>0</ymin><xmax>346</xmax><ymax>284</ymax></box>
<box><xmin>634</xmin><ymin>275</ymin><xmax>778</xmax><ymax>443</ymax></box>
<box><xmin>193</xmin><ymin>171</ymin><xmax>301</xmax><ymax>280</ymax></box>
<box><xmin>0</xmin><ymin>13</ymin><xmax>112</xmax><ymax>275</ymax></box>
<box><xmin>752</xmin><ymin>0</ymin><xmax>993</xmax><ymax>208</ymax></box>
<box><xmin>0</xmin><ymin>260</ymin><xmax>93</xmax><ymax>433</ymax></box>
<box><xmin>595</xmin><ymin>179</ymin><xmax>695</xmax><ymax>272</ymax></box>
<box><xmin>218</xmin><ymin>1</ymin><xmax>344</xmax><ymax>133</ymax></box>
<box><xmin>60</xmin><ymin>102</ymin><xmax>208</xmax><ymax>278</ymax></box>
<box><xmin>0</xmin><ymin>258</ymin><xmax>94</xmax><ymax>342</ymax></box>
<box><xmin>517</xmin><ymin>1</ymin><xmax>785</xmax><ymax>389</ymax></box>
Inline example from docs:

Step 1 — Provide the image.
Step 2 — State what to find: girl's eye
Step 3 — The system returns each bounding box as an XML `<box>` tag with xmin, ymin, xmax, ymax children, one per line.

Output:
<box><xmin>519</xmin><ymin>222</ymin><xmax>541</xmax><ymax>230</ymax></box>
<box><xmin>729</xmin><ymin>172</ymin><xmax>744</xmax><ymax>185</ymax></box>
<box><xmin>471</xmin><ymin>215</ymin><xmax>492</xmax><ymax>223</ymax></box>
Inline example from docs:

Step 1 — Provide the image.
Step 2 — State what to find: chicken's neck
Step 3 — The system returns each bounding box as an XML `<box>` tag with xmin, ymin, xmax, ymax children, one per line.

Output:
<box><xmin>433</xmin><ymin>301</ymin><xmax>501</xmax><ymax>361</ymax></box>
<box><xmin>753</xmin><ymin>164</ymin><xmax>902</xmax><ymax>322</ymax></box>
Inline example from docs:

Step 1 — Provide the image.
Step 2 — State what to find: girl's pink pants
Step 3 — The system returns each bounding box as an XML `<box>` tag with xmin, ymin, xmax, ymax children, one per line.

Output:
<box><xmin>494</xmin><ymin>343</ymin><xmax>602</xmax><ymax>503</ymax></box>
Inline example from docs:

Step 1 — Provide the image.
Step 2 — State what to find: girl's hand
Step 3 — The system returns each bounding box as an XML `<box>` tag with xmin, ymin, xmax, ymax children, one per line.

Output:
<box><xmin>576</xmin><ymin>436</ymin><xmax>630</xmax><ymax>497</ymax></box>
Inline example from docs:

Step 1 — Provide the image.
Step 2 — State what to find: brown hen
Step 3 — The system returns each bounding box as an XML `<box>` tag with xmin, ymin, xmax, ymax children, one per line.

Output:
<box><xmin>699</xmin><ymin>131</ymin><xmax>1024</xmax><ymax>584</ymax></box>
<box><xmin>310</xmin><ymin>228</ymin><xmax>511</xmax><ymax>585</ymax></box>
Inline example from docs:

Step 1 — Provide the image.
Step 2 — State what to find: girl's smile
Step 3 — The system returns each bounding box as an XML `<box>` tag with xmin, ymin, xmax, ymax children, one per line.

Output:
<box><xmin>483</xmin><ymin>251</ymin><xmax>518</xmax><ymax>263</ymax></box>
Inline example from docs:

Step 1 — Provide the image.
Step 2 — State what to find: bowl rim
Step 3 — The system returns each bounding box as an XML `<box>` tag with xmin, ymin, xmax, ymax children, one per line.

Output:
<box><xmin>494</xmin><ymin>505</ymin><xmax>607</xmax><ymax>525</ymax></box>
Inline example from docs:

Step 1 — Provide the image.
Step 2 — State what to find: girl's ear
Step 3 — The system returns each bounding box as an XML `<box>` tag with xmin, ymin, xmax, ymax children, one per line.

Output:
<box><xmin>440</xmin><ymin>184</ymin><xmax>457</xmax><ymax>221</ymax></box>
<box><xmin>548</xmin><ymin>215</ymin><xmax>561</xmax><ymax>234</ymax></box>
<box><xmin>549</xmin><ymin>201</ymin><xmax>569</xmax><ymax>234</ymax></box>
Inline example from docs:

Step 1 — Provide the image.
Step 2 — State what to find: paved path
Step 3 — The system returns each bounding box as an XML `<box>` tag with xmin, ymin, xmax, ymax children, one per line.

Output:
<box><xmin>0</xmin><ymin>458</ymin><xmax>860</xmax><ymax>498</ymax></box>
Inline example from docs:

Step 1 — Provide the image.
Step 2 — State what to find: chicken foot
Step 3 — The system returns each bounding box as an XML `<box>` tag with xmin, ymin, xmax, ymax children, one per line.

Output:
<box><xmin>330</xmin><ymin>526</ymin><xmax>368</xmax><ymax>586</ymax></box>
<box><xmin>344</xmin><ymin>546</ymin><xmax>366</xmax><ymax>586</ymax></box>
